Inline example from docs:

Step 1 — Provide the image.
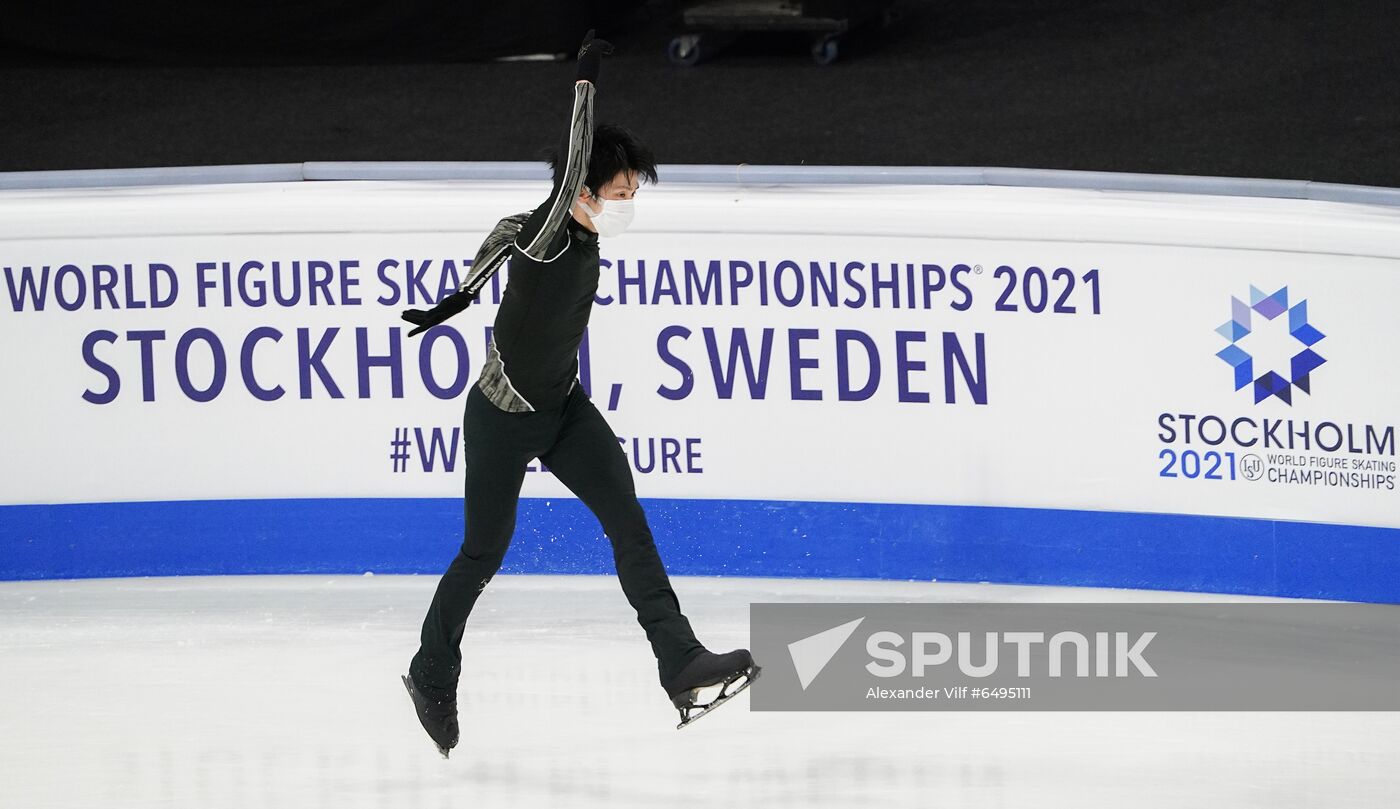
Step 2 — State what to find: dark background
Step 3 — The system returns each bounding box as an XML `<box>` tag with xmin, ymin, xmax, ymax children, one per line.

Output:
<box><xmin>1</xmin><ymin>0</ymin><xmax>1395</xmax><ymax>187</ymax></box>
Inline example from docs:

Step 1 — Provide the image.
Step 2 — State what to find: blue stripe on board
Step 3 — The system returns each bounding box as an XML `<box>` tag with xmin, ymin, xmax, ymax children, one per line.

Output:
<box><xmin>2</xmin><ymin>498</ymin><xmax>1397</xmax><ymax>603</ymax></box>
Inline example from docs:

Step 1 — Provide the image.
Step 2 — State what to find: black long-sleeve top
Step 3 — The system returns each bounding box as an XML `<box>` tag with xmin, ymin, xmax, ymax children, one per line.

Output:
<box><xmin>475</xmin><ymin>79</ymin><xmax>600</xmax><ymax>413</ymax></box>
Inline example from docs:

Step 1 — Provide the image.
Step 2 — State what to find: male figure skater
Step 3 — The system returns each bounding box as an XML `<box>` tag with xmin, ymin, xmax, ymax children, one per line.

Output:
<box><xmin>397</xmin><ymin>30</ymin><xmax>758</xmax><ymax>757</ymax></box>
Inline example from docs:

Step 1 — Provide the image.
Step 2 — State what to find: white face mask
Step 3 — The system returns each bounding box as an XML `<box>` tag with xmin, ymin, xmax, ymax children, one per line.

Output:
<box><xmin>580</xmin><ymin>193</ymin><xmax>635</xmax><ymax>238</ymax></box>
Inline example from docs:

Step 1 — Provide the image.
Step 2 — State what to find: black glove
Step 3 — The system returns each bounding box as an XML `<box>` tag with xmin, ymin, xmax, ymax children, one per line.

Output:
<box><xmin>576</xmin><ymin>28</ymin><xmax>614</xmax><ymax>84</ymax></box>
<box><xmin>401</xmin><ymin>289</ymin><xmax>474</xmax><ymax>337</ymax></box>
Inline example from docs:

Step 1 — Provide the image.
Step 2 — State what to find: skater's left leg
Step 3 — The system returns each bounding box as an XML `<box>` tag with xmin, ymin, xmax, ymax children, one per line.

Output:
<box><xmin>539</xmin><ymin>386</ymin><xmax>705</xmax><ymax>685</ymax></box>
<box><xmin>411</xmin><ymin>384</ymin><xmax>537</xmax><ymax>702</ymax></box>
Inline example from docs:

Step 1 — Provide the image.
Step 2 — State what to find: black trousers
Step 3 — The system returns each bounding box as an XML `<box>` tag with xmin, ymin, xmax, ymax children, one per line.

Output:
<box><xmin>411</xmin><ymin>381</ymin><xmax>705</xmax><ymax>700</ymax></box>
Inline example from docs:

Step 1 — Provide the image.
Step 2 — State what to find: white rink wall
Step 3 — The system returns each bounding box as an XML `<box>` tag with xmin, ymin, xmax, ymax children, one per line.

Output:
<box><xmin>1</xmin><ymin>165</ymin><xmax>1398</xmax><ymax>600</ymax></box>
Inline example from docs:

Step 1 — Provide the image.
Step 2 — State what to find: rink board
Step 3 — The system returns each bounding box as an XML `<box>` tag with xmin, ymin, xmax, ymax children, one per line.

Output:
<box><xmin>2</xmin><ymin>174</ymin><xmax>1398</xmax><ymax>601</ymax></box>
<box><xmin>3</xmin><ymin>497</ymin><xmax>1398</xmax><ymax>603</ymax></box>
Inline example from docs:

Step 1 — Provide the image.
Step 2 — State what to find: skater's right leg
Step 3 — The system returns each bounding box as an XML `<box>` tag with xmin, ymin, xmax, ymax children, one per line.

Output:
<box><xmin>411</xmin><ymin>384</ymin><xmax>538</xmax><ymax>702</ymax></box>
<box><xmin>539</xmin><ymin>385</ymin><xmax>706</xmax><ymax>685</ymax></box>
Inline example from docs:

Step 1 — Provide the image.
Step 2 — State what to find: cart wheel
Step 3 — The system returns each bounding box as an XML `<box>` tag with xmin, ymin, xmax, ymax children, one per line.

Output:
<box><xmin>811</xmin><ymin>35</ymin><xmax>839</xmax><ymax>66</ymax></box>
<box><xmin>667</xmin><ymin>35</ymin><xmax>702</xmax><ymax>67</ymax></box>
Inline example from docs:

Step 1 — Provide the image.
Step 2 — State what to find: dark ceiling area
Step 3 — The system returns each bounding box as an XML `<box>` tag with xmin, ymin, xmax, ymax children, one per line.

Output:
<box><xmin>0</xmin><ymin>0</ymin><xmax>1395</xmax><ymax>187</ymax></box>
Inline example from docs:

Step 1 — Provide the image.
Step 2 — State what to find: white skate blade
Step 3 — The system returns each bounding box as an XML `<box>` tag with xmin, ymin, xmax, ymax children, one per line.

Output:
<box><xmin>675</xmin><ymin>665</ymin><xmax>761</xmax><ymax>730</ymax></box>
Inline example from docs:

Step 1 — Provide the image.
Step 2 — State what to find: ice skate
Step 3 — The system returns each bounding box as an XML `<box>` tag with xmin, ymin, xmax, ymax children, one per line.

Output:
<box><xmin>664</xmin><ymin>649</ymin><xmax>761</xmax><ymax>729</ymax></box>
<box><xmin>401</xmin><ymin>674</ymin><xmax>458</xmax><ymax>758</ymax></box>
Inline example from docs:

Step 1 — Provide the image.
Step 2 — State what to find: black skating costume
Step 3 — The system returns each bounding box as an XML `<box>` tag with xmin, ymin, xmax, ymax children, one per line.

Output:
<box><xmin>399</xmin><ymin>31</ymin><xmax>757</xmax><ymax>755</ymax></box>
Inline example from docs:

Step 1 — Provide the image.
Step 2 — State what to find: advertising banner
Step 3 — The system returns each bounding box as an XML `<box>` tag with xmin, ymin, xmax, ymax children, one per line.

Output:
<box><xmin>2</xmin><ymin>178</ymin><xmax>1397</xmax><ymax>596</ymax></box>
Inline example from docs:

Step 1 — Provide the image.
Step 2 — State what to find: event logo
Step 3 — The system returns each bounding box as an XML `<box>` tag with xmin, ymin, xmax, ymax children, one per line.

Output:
<box><xmin>1157</xmin><ymin>283</ymin><xmax>1394</xmax><ymax>492</ymax></box>
<box><xmin>1215</xmin><ymin>285</ymin><xmax>1325</xmax><ymax>405</ymax></box>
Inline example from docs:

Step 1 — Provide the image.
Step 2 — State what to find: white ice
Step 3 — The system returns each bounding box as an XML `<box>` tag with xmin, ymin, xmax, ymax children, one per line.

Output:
<box><xmin>2</xmin><ymin>574</ymin><xmax>1397</xmax><ymax>809</ymax></box>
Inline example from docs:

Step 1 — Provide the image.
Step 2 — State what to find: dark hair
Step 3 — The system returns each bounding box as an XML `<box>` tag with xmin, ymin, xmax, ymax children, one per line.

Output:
<box><xmin>544</xmin><ymin>123</ymin><xmax>659</xmax><ymax>193</ymax></box>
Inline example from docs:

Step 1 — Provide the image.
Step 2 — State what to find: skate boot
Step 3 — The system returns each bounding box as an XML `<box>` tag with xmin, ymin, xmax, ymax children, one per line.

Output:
<box><xmin>401</xmin><ymin>673</ymin><xmax>458</xmax><ymax>758</ymax></box>
<box><xmin>663</xmin><ymin>648</ymin><xmax>761</xmax><ymax>729</ymax></box>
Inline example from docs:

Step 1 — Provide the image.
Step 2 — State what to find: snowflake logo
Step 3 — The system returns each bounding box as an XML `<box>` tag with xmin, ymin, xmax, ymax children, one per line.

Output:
<box><xmin>1215</xmin><ymin>285</ymin><xmax>1326</xmax><ymax>405</ymax></box>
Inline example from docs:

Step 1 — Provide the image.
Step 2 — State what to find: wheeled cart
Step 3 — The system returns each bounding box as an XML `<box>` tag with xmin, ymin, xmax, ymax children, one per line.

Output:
<box><xmin>667</xmin><ymin>0</ymin><xmax>898</xmax><ymax>66</ymax></box>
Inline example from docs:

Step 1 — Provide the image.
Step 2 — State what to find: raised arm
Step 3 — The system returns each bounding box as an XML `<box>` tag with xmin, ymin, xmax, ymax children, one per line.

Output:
<box><xmin>513</xmin><ymin>31</ymin><xmax>613</xmax><ymax>261</ymax></box>
<box><xmin>399</xmin><ymin>30</ymin><xmax>613</xmax><ymax>336</ymax></box>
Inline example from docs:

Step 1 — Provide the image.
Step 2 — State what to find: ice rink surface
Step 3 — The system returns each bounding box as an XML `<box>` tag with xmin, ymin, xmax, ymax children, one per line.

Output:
<box><xmin>3</xmin><ymin>574</ymin><xmax>1397</xmax><ymax>809</ymax></box>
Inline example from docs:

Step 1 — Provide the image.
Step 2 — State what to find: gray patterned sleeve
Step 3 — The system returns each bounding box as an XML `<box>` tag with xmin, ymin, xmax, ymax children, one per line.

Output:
<box><xmin>457</xmin><ymin>212</ymin><xmax>529</xmax><ymax>296</ymax></box>
<box><xmin>512</xmin><ymin>80</ymin><xmax>595</xmax><ymax>262</ymax></box>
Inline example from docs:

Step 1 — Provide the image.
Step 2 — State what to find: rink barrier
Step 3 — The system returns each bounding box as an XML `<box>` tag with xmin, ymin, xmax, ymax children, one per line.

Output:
<box><xmin>2</xmin><ymin>161</ymin><xmax>1398</xmax><ymax>206</ymax></box>
<box><xmin>4</xmin><ymin>164</ymin><xmax>1398</xmax><ymax>601</ymax></box>
<box><xmin>3</xmin><ymin>498</ymin><xmax>1399</xmax><ymax>603</ymax></box>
